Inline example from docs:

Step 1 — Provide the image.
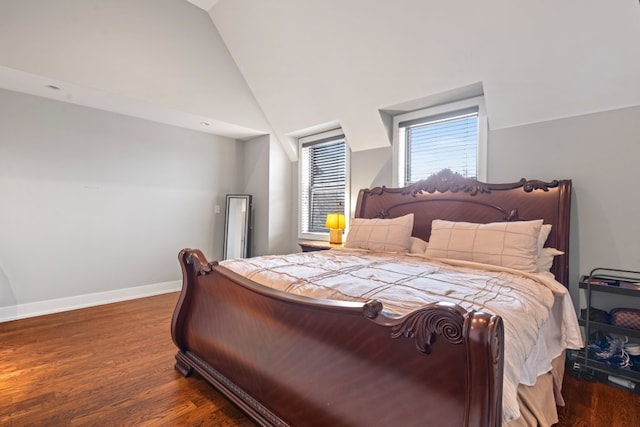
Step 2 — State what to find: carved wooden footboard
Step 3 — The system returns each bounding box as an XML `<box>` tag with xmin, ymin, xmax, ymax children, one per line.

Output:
<box><xmin>171</xmin><ymin>248</ymin><xmax>504</xmax><ymax>427</ymax></box>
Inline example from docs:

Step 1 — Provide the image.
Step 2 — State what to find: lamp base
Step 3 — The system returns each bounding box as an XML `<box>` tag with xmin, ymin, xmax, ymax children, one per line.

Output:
<box><xmin>329</xmin><ymin>229</ymin><xmax>343</xmax><ymax>244</ymax></box>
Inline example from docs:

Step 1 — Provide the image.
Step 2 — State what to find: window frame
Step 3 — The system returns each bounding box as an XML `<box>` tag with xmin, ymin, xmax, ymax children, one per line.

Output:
<box><xmin>392</xmin><ymin>96</ymin><xmax>487</xmax><ymax>187</ymax></box>
<box><xmin>298</xmin><ymin>128</ymin><xmax>350</xmax><ymax>241</ymax></box>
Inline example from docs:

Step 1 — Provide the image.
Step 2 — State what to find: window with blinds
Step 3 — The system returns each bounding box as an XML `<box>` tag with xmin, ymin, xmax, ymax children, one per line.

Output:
<box><xmin>401</xmin><ymin>108</ymin><xmax>478</xmax><ymax>183</ymax></box>
<box><xmin>299</xmin><ymin>130</ymin><xmax>349</xmax><ymax>238</ymax></box>
<box><xmin>393</xmin><ymin>96</ymin><xmax>486</xmax><ymax>187</ymax></box>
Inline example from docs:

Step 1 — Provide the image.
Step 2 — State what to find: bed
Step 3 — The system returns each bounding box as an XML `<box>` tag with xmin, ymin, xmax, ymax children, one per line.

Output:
<box><xmin>171</xmin><ymin>169</ymin><xmax>581</xmax><ymax>426</ymax></box>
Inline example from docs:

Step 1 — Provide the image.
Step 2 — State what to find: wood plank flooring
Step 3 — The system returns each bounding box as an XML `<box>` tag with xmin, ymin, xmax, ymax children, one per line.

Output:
<box><xmin>0</xmin><ymin>292</ymin><xmax>255</xmax><ymax>426</ymax></box>
<box><xmin>558</xmin><ymin>373</ymin><xmax>640</xmax><ymax>427</ymax></box>
<box><xmin>2</xmin><ymin>292</ymin><xmax>639</xmax><ymax>426</ymax></box>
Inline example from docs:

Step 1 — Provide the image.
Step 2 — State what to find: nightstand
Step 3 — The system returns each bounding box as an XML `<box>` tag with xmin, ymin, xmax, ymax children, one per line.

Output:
<box><xmin>298</xmin><ymin>240</ymin><xmax>344</xmax><ymax>252</ymax></box>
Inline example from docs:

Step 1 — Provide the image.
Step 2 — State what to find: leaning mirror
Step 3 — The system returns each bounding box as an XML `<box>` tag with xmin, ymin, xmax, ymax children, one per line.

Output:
<box><xmin>223</xmin><ymin>194</ymin><xmax>252</xmax><ymax>260</ymax></box>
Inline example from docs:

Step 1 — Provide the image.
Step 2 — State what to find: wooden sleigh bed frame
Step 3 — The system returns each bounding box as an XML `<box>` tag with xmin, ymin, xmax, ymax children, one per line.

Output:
<box><xmin>171</xmin><ymin>170</ymin><xmax>572</xmax><ymax>427</ymax></box>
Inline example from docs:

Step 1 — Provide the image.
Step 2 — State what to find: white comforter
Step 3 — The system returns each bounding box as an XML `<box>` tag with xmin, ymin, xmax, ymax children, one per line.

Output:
<box><xmin>221</xmin><ymin>248</ymin><xmax>582</xmax><ymax>424</ymax></box>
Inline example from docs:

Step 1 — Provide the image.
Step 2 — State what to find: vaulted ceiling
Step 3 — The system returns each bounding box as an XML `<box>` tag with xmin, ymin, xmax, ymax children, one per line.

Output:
<box><xmin>208</xmin><ymin>0</ymin><xmax>640</xmax><ymax>156</ymax></box>
<box><xmin>1</xmin><ymin>0</ymin><xmax>639</xmax><ymax>160</ymax></box>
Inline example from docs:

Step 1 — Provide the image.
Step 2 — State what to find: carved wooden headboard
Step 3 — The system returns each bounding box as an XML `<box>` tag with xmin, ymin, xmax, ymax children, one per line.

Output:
<box><xmin>354</xmin><ymin>170</ymin><xmax>572</xmax><ymax>287</ymax></box>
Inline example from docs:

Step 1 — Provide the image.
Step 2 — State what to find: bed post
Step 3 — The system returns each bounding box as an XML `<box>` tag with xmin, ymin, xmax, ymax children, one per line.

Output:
<box><xmin>365</xmin><ymin>300</ymin><xmax>504</xmax><ymax>426</ymax></box>
<box><xmin>171</xmin><ymin>248</ymin><xmax>217</xmax><ymax>376</ymax></box>
<box><xmin>464</xmin><ymin>311</ymin><xmax>504</xmax><ymax>427</ymax></box>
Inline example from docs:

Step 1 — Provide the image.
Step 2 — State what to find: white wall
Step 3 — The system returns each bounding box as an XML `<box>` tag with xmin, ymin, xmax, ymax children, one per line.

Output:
<box><xmin>0</xmin><ymin>89</ymin><xmax>243</xmax><ymax>316</ymax></box>
<box><xmin>267</xmin><ymin>134</ymin><xmax>293</xmax><ymax>254</ymax></box>
<box><xmin>488</xmin><ymin>105</ymin><xmax>640</xmax><ymax>297</ymax></box>
<box><xmin>350</xmin><ymin>147</ymin><xmax>393</xmax><ymax>213</ymax></box>
<box><xmin>243</xmin><ymin>134</ymin><xmax>294</xmax><ymax>256</ymax></box>
<box><xmin>243</xmin><ymin>135</ymin><xmax>270</xmax><ymax>256</ymax></box>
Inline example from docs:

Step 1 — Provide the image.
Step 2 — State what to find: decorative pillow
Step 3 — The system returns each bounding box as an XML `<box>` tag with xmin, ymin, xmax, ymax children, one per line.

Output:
<box><xmin>537</xmin><ymin>247</ymin><xmax>564</xmax><ymax>272</ymax></box>
<box><xmin>425</xmin><ymin>219</ymin><xmax>544</xmax><ymax>272</ymax></box>
<box><xmin>538</xmin><ymin>224</ymin><xmax>552</xmax><ymax>253</ymax></box>
<box><xmin>409</xmin><ymin>236</ymin><xmax>428</xmax><ymax>254</ymax></box>
<box><xmin>345</xmin><ymin>214</ymin><xmax>414</xmax><ymax>252</ymax></box>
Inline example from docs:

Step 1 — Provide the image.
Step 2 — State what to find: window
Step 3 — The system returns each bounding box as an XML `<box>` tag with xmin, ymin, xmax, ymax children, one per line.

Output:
<box><xmin>299</xmin><ymin>129</ymin><xmax>350</xmax><ymax>240</ymax></box>
<box><xmin>393</xmin><ymin>96</ymin><xmax>487</xmax><ymax>187</ymax></box>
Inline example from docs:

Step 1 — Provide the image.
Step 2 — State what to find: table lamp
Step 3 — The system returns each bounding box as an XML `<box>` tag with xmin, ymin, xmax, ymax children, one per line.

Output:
<box><xmin>325</xmin><ymin>213</ymin><xmax>346</xmax><ymax>244</ymax></box>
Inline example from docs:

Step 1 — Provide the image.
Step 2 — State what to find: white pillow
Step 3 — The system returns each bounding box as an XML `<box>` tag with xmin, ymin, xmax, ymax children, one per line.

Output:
<box><xmin>345</xmin><ymin>214</ymin><xmax>414</xmax><ymax>252</ymax></box>
<box><xmin>538</xmin><ymin>224</ymin><xmax>552</xmax><ymax>253</ymax></box>
<box><xmin>537</xmin><ymin>247</ymin><xmax>564</xmax><ymax>272</ymax></box>
<box><xmin>425</xmin><ymin>219</ymin><xmax>544</xmax><ymax>272</ymax></box>
<box><xmin>409</xmin><ymin>236</ymin><xmax>429</xmax><ymax>254</ymax></box>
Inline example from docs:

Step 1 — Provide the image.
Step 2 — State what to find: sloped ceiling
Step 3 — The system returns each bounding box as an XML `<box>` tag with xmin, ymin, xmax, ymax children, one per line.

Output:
<box><xmin>185</xmin><ymin>0</ymin><xmax>219</xmax><ymax>11</ymax></box>
<box><xmin>209</xmin><ymin>0</ymin><xmax>640</xmax><ymax>154</ymax></box>
<box><xmin>1</xmin><ymin>1</ymin><xmax>638</xmax><ymax>160</ymax></box>
<box><xmin>0</xmin><ymin>0</ymin><xmax>269</xmax><ymax>142</ymax></box>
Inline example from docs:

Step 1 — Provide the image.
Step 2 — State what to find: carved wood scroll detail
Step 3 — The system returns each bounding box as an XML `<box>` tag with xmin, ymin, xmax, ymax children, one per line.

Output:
<box><xmin>384</xmin><ymin>169</ymin><xmax>560</xmax><ymax>197</ymax></box>
<box><xmin>521</xmin><ymin>179</ymin><xmax>559</xmax><ymax>192</ymax></box>
<box><xmin>390</xmin><ymin>303</ymin><xmax>467</xmax><ymax>355</ymax></box>
<box><xmin>401</xmin><ymin>169</ymin><xmax>490</xmax><ymax>197</ymax></box>
<box><xmin>184</xmin><ymin>250</ymin><xmax>218</xmax><ymax>276</ymax></box>
<box><xmin>363</xmin><ymin>300</ymin><xmax>384</xmax><ymax>319</ymax></box>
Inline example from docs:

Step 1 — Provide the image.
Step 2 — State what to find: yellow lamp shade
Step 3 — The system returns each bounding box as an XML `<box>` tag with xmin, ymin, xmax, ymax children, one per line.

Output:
<box><xmin>325</xmin><ymin>213</ymin><xmax>346</xmax><ymax>230</ymax></box>
<box><xmin>325</xmin><ymin>213</ymin><xmax>346</xmax><ymax>244</ymax></box>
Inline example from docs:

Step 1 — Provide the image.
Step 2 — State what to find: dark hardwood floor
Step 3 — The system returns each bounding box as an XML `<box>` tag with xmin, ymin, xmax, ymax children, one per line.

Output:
<box><xmin>0</xmin><ymin>292</ymin><xmax>255</xmax><ymax>426</ymax></box>
<box><xmin>2</xmin><ymin>292</ymin><xmax>639</xmax><ymax>426</ymax></box>
<box><xmin>558</xmin><ymin>373</ymin><xmax>640</xmax><ymax>427</ymax></box>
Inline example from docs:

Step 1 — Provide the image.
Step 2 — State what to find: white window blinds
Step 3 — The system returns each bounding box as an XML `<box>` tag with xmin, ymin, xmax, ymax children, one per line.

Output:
<box><xmin>399</xmin><ymin>107</ymin><xmax>479</xmax><ymax>183</ymax></box>
<box><xmin>300</xmin><ymin>133</ymin><xmax>348</xmax><ymax>236</ymax></box>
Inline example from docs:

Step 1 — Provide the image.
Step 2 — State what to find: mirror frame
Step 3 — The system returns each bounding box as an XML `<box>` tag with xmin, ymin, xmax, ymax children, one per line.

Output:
<box><xmin>222</xmin><ymin>194</ymin><xmax>252</xmax><ymax>260</ymax></box>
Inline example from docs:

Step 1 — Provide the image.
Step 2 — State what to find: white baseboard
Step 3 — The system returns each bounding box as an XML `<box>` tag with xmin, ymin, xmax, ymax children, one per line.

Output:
<box><xmin>0</xmin><ymin>280</ymin><xmax>182</xmax><ymax>323</ymax></box>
